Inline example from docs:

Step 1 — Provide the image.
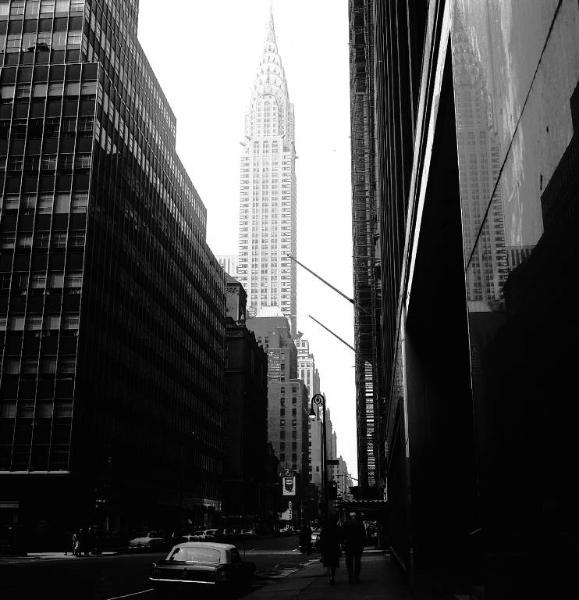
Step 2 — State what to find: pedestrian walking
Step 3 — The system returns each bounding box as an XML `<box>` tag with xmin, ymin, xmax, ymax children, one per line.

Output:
<box><xmin>72</xmin><ymin>530</ymin><xmax>81</xmax><ymax>557</ymax></box>
<box><xmin>341</xmin><ymin>511</ymin><xmax>366</xmax><ymax>583</ymax></box>
<box><xmin>319</xmin><ymin>514</ymin><xmax>341</xmax><ymax>584</ymax></box>
<box><xmin>299</xmin><ymin>520</ymin><xmax>312</xmax><ymax>554</ymax></box>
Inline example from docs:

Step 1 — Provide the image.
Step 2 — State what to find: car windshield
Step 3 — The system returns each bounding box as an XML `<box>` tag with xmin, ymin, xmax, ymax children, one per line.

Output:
<box><xmin>169</xmin><ymin>547</ymin><xmax>221</xmax><ymax>564</ymax></box>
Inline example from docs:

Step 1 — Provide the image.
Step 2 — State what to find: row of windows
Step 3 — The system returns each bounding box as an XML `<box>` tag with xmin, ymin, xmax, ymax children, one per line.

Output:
<box><xmin>0</xmin><ymin>270</ymin><xmax>82</xmax><ymax>289</ymax></box>
<box><xmin>0</xmin><ymin>1</ymin><xmax>84</xmax><ymax>18</ymax></box>
<box><xmin>1</xmin><ymin>192</ymin><xmax>87</xmax><ymax>214</ymax></box>
<box><xmin>0</xmin><ymin>30</ymin><xmax>82</xmax><ymax>54</ymax></box>
<box><xmin>0</xmin><ymin>79</ymin><xmax>95</xmax><ymax>98</ymax></box>
<box><xmin>279</xmin><ymin>454</ymin><xmax>298</xmax><ymax>463</ymax></box>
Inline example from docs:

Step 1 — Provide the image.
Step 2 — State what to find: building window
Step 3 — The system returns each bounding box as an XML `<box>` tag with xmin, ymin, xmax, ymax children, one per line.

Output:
<box><xmin>40</xmin><ymin>1</ymin><xmax>56</xmax><ymax>15</ymax></box>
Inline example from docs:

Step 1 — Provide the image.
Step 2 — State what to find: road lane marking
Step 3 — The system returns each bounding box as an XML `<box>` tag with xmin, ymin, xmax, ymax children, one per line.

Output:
<box><xmin>104</xmin><ymin>589</ymin><xmax>154</xmax><ymax>600</ymax></box>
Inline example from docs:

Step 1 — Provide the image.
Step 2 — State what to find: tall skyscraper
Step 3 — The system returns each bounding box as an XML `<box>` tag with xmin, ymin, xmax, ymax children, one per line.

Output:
<box><xmin>0</xmin><ymin>0</ymin><xmax>225</xmax><ymax>539</ymax></box>
<box><xmin>237</xmin><ymin>11</ymin><xmax>297</xmax><ymax>333</ymax></box>
<box><xmin>216</xmin><ymin>254</ymin><xmax>238</xmax><ymax>278</ymax></box>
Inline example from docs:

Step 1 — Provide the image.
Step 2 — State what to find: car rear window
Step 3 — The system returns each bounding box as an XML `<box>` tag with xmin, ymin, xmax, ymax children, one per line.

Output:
<box><xmin>169</xmin><ymin>547</ymin><xmax>221</xmax><ymax>564</ymax></box>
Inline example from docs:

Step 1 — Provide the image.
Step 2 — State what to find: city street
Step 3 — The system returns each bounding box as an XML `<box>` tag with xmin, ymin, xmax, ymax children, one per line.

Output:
<box><xmin>0</xmin><ymin>535</ymin><xmax>313</xmax><ymax>600</ymax></box>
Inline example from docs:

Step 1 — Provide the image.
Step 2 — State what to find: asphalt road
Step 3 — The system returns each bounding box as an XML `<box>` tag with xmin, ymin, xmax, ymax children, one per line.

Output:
<box><xmin>0</xmin><ymin>535</ymin><xmax>316</xmax><ymax>600</ymax></box>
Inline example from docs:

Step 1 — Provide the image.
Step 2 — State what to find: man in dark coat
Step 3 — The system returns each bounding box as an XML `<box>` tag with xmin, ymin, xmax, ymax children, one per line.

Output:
<box><xmin>319</xmin><ymin>514</ymin><xmax>342</xmax><ymax>584</ymax></box>
<box><xmin>341</xmin><ymin>511</ymin><xmax>366</xmax><ymax>583</ymax></box>
<box><xmin>299</xmin><ymin>520</ymin><xmax>312</xmax><ymax>554</ymax></box>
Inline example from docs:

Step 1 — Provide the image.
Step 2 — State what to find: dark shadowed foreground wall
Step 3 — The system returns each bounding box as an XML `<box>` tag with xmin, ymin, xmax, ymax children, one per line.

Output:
<box><xmin>349</xmin><ymin>0</ymin><xmax>579</xmax><ymax>597</ymax></box>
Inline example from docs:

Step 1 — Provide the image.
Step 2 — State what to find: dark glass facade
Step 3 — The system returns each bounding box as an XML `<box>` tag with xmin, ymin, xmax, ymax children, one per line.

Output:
<box><xmin>350</xmin><ymin>0</ymin><xmax>578</xmax><ymax>597</ymax></box>
<box><xmin>0</xmin><ymin>0</ymin><xmax>225</xmax><ymax>543</ymax></box>
<box><xmin>348</xmin><ymin>0</ymin><xmax>383</xmax><ymax>492</ymax></box>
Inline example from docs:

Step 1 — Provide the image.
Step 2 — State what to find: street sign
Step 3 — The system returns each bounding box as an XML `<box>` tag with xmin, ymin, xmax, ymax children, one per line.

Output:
<box><xmin>282</xmin><ymin>475</ymin><xmax>296</xmax><ymax>496</ymax></box>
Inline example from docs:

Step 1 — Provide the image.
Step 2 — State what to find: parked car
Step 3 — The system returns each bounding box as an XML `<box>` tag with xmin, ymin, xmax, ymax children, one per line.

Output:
<box><xmin>150</xmin><ymin>542</ymin><xmax>256</xmax><ymax>596</ymax></box>
<box><xmin>239</xmin><ymin>528</ymin><xmax>257</xmax><ymax>539</ymax></box>
<box><xmin>198</xmin><ymin>529</ymin><xmax>220</xmax><ymax>541</ymax></box>
<box><xmin>220</xmin><ymin>528</ymin><xmax>236</xmax><ymax>541</ymax></box>
<box><xmin>128</xmin><ymin>531</ymin><xmax>168</xmax><ymax>552</ymax></box>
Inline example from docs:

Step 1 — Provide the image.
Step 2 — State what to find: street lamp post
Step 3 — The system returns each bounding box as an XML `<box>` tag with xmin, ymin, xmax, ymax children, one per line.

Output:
<box><xmin>309</xmin><ymin>393</ymin><xmax>327</xmax><ymax>516</ymax></box>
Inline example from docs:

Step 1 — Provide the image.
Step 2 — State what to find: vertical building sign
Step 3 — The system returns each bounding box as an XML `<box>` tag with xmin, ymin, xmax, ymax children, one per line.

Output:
<box><xmin>282</xmin><ymin>475</ymin><xmax>296</xmax><ymax>496</ymax></box>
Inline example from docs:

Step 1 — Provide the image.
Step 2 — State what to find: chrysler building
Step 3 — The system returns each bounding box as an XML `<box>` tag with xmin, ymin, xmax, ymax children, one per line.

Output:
<box><xmin>237</xmin><ymin>11</ymin><xmax>297</xmax><ymax>333</ymax></box>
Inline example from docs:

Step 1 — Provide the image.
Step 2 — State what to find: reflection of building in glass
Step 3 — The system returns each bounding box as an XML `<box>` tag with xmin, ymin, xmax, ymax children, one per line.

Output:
<box><xmin>237</xmin><ymin>12</ymin><xmax>297</xmax><ymax>333</ymax></box>
<box><xmin>506</xmin><ymin>245</ymin><xmax>534</xmax><ymax>270</ymax></box>
<box><xmin>451</xmin><ymin>12</ymin><xmax>508</xmax><ymax>308</ymax></box>
<box><xmin>349</xmin><ymin>0</ymin><xmax>579</xmax><ymax>597</ymax></box>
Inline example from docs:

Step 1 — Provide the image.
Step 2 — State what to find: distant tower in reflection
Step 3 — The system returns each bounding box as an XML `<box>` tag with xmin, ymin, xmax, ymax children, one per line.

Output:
<box><xmin>236</xmin><ymin>10</ymin><xmax>297</xmax><ymax>333</ymax></box>
<box><xmin>451</xmin><ymin>12</ymin><xmax>508</xmax><ymax>309</ymax></box>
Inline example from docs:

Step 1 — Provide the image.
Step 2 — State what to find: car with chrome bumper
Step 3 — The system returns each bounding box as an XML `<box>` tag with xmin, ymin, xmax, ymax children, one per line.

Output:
<box><xmin>128</xmin><ymin>531</ymin><xmax>168</xmax><ymax>552</ymax></box>
<box><xmin>150</xmin><ymin>542</ymin><xmax>255</xmax><ymax>597</ymax></box>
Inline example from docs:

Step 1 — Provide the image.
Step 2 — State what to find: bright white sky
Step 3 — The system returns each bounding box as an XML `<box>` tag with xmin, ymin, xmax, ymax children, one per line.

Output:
<box><xmin>138</xmin><ymin>0</ymin><xmax>357</xmax><ymax>479</ymax></box>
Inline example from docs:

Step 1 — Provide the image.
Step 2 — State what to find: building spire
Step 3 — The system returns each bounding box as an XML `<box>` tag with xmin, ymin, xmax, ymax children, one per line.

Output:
<box><xmin>266</xmin><ymin>4</ymin><xmax>277</xmax><ymax>46</ymax></box>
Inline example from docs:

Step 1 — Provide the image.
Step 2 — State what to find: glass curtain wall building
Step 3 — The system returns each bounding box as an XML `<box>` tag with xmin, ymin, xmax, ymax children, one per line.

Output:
<box><xmin>237</xmin><ymin>12</ymin><xmax>297</xmax><ymax>334</ymax></box>
<box><xmin>348</xmin><ymin>0</ymin><xmax>383</xmax><ymax>493</ymax></box>
<box><xmin>0</xmin><ymin>0</ymin><xmax>225</xmax><ymax>542</ymax></box>
<box><xmin>350</xmin><ymin>0</ymin><xmax>579</xmax><ymax>597</ymax></box>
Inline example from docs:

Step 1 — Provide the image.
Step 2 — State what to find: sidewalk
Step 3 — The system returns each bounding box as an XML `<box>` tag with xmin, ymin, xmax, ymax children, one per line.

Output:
<box><xmin>253</xmin><ymin>549</ymin><xmax>413</xmax><ymax>600</ymax></box>
<box><xmin>0</xmin><ymin>551</ymin><xmax>119</xmax><ymax>563</ymax></box>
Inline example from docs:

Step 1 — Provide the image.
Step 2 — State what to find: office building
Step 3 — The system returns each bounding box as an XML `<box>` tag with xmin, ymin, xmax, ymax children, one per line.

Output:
<box><xmin>246</xmin><ymin>315</ymin><xmax>296</xmax><ymax>383</ymax></box>
<box><xmin>349</xmin><ymin>0</ymin><xmax>383</xmax><ymax>492</ymax></box>
<box><xmin>294</xmin><ymin>331</ymin><xmax>319</xmax><ymax>396</ymax></box>
<box><xmin>349</xmin><ymin>0</ymin><xmax>579</xmax><ymax>597</ymax></box>
<box><xmin>223</xmin><ymin>275</ymin><xmax>268</xmax><ymax>521</ymax></box>
<box><xmin>236</xmin><ymin>11</ymin><xmax>297</xmax><ymax>333</ymax></box>
<box><xmin>246</xmin><ymin>314</ymin><xmax>308</xmax><ymax>480</ymax></box>
<box><xmin>0</xmin><ymin>0</ymin><xmax>225</xmax><ymax>542</ymax></box>
<box><xmin>267</xmin><ymin>378</ymin><xmax>308</xmax><ymax>477</ymax></box>
<box><xmin>216</xmin><ymin>254</ymin><xmax>237</xmax><ymax>278</ymax></box>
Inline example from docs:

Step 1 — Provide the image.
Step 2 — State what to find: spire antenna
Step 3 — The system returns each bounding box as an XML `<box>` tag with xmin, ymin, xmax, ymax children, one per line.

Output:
<box><xmin>266</xmin><ymin>3</ymin><xmax>276</xmax><ymax>45</ymax></box>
